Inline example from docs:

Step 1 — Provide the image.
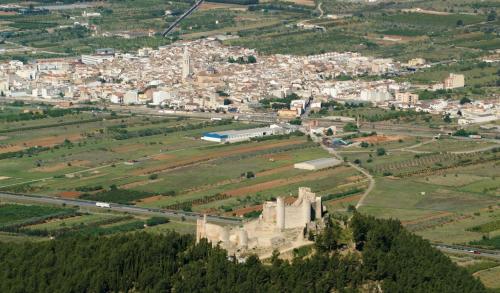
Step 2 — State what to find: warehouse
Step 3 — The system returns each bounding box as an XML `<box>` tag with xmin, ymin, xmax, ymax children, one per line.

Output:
<box><xmin>202</xmin><ymin>124</ymin><xmax>289</xmax><ymax>143</ymax></box>
<box><xmin>294</xmin><ymin>158</ymin><xmax>342</xmax><ymax>170</ymax></box>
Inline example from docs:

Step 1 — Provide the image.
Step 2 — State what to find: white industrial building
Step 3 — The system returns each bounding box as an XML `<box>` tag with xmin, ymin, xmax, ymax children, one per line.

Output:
<box><xmin>201</xmin><ymin>124</ymin><xmax>291</xmax><ymax>143</ymax></box>
<box><xmin>81</xmin><ymin>54</ymin><xmax>114</xmax><ymax>66</ymax></box>
<box><xmin>294</xmin><ymin>158</ymin><xmax>343</xmax><ymax>170</ymax></box>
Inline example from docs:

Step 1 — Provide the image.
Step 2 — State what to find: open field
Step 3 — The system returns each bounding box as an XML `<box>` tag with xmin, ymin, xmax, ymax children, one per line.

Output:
<box><xmin>0</xmin><ymin>200</ymin><xmax>189</xmax><ymax>241</ymax></box>
<box><xmin>341</xmin><ymin>130</ymin><xmax>500</xmax><ymax>247</ymax></box>
<box><xmin>475</xmin><ymin>266</ymin><xmax>500</xmax><ymax>289</ymax></box>
<box><xmin>0</xmin><ymin>105</ymin><xmax>366</xmax><ymax>218</ymax></box>
<box><xmin>412</xmin><ymin>138</ymin><xmax>498</xmax><ymax>153</ymax></box>
<box><xmin>0</xmin><ymin>202</ymin><xmax>76</xmax><ymax>227</ymax></box>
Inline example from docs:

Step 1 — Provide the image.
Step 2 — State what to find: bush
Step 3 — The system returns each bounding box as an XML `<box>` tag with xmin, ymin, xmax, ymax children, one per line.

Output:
<box><xmin>376</xmin><ymin>148</ymin><xmax>386</xmax><ymax>156</ymax></box>
<box><xmin>146</xmin><ymin>217</ymin><xmax>169</xmax><ymax>227</ymax></box>
<box><xmin>343</xmin><ymin>122</ymin><xmax>358</xmax><ymax>132</ymax></box>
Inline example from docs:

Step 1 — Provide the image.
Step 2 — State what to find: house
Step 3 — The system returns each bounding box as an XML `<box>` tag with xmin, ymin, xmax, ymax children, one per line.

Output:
<box><xmin>395</xmin><ymin>92</ymin><xmax>419</xmax><ymax>106</ymax></box>
<box><xmin>443</xmin><ymin>73</ymin><xmax>465</xmax><ymax>90</ymax></box>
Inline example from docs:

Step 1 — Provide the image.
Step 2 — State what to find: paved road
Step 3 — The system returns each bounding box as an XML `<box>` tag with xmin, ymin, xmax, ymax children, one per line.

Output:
<box><xmin>317</xmin><ymin>2</ymin><xmax>323</xmax><ymax>18</ymax></box>
<box><xmin>311</xmin><ymin>135</ymin><xmax>375</xmax><ymax>209</ymax></box>
<box><xmin>162</xmin><ymin>0</ymin><xmax>204</xmax><ymax>37</ymax></box>
<box><xmin>4</xmin><ymin>41</ymin><xmax>69</xmax><ymax>56</ymax></box>
<box><xmin>108</xmin><ymin>105</ymin><xmax>278</xmax><ymax>124</ymax></box>
<box><xmin>433</xmin><ymin>244</ymin><xmax>500</xmax><ymax>261</ymax></box>
<box><xmin>0</xmin><ymin>192</ymin><xmax>241</xmax><ymax>225</ymax></box>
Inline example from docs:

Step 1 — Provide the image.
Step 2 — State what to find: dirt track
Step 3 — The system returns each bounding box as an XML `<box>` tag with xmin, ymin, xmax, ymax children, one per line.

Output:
<box><xmin>352</xmin><ymin>134</ymin><xmax>406</xmax><ymax>144</ymax></box>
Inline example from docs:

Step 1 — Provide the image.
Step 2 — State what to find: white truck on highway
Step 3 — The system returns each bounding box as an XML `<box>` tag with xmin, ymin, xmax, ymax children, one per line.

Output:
<box><xmin>96</xmin><ymin>202</ymin><xmax>111</xmax><ymax>208</ymax></box>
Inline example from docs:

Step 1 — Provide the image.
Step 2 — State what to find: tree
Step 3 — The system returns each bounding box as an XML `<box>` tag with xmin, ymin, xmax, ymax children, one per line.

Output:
<box><xmin>360</xmin><ymin>141</ymin><xmax>369</xmax><ymax>148</ymax></box>
<box><xmin>343</xmin><ymin>122</ymin><xmax>358</xmax><ymax>132</ymax></box>
<box><xmin>376</xmin><ymin>148</ymin><xmax>386</xmax><ymax>156</ymax></box>
<box><xmin>289</xmin><ymin>118</ymin><xmax>302</xmax><ymax>125</ymax></box>
<box><xmin>326</xmin><ymin>128</ymin><xmax>333</xmax><ymax>136</ymax></box>
<box><xmin>487</xmin><ymin>10</ymin><xmax>497</xmax><ymax>22</ymax></box>
<box><xmin>443</xmin><ymin>113</ymin><xmax>452</xmax><ymax>123</ymax></box>
<box><xmin>315</xmin><ymin>217</ymin><xmax>341</xmax><ymax>252</ymax></box>
<box><xmin>456</xmin><ymin>19</ymin><xmax>464</xmax><ymax>26</ymax></box>
<box><xmin>0</xmin><ymin>215</ymin><xmax>487</xmax><ymax>292</ymax></box>
<box><xmin>460</xmin><ymin>97</ymin><xmax>471</xmax><ymax>105</ymax></box>
<box><xmin>247</xmin><ymin>55</ymin><xmax>257</xmax><ymax>63</ymax></box>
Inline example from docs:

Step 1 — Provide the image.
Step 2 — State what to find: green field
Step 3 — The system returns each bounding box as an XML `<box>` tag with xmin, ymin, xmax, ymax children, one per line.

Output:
<box><xmin>0</xmin><ymin>105</ymin><xmax>365</xmax><ymax>217</ymax></box>
<box><xmin>0</xmin><ymin>200</ymin><xmax>188</xmax><ymax>241</ymax></box>
<box><xmin>0</xmin><ymin>203</ymin><xmax>75</xmax><ymax>227</ymax></box>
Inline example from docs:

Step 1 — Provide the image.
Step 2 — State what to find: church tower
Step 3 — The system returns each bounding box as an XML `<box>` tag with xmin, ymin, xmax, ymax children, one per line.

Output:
<box><xmin>182</xmin><ymin>46</ymin><xmax>192</xmax><ymax>81</ymax></box>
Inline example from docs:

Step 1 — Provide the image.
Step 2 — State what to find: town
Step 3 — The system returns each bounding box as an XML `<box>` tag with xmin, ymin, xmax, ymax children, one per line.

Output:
<box><xmin>0</xmin><ymin>0</ymin><xmax>499</xmax><ymax>291</ymax></box>
<box><xmin>0</xmin><ymin>38</ymin><xmax>498</xmax><ymax>125</ymax></box>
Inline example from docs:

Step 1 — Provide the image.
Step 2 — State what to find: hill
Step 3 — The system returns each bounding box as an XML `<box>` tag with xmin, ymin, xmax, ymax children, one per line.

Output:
<box><xmin>0</xmin><ymin>213</ymin><xmax>486</xmax><ymax>292</ymax></box>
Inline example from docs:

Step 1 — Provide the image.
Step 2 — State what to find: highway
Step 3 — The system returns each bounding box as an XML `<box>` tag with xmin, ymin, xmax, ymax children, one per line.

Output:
<box><xmin>107</xmin><ymin>104</ymin><xmax>279</xmax><ymax>124</ymax></box>
<box><xmin>162</xmin><ymin>0</ymin><xmax>204</xmax><ymax>37</ymax></box>
<box><xmin>0</xmin><ymin>192</ymin><xmax>241</xmax><ymax>225</ymax></box>
<box><xmin>433</xmin><ymin>244</ymin><xmax>500</xmax><ymax>261</ymax></box>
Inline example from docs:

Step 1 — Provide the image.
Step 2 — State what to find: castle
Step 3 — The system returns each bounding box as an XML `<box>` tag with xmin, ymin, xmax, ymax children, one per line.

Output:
<box><xmin>196</xmin><ymin>187</ymin><xmax>323</xmax><ymax>255</ymax></box>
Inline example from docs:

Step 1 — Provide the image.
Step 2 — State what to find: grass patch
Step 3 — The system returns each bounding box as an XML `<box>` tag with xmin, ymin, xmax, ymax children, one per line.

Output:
<box><xmin>0</xmin><ymin>203</ymin><xmax>75</xmax><ymax>227</ymax></box>
<box><xmin>80</xmin><ymin>188</ymin><xmax>154</xmax><ymax>204</ymax></box>
<box><xmin>470</xmin><ymin>235</ymin><xmax>500</xmax><ymax>249</ymax></box>
<box><xmin>468</xmin><ymin>219</ymin><xmax>500</xmax><ymax>234</ymax></box>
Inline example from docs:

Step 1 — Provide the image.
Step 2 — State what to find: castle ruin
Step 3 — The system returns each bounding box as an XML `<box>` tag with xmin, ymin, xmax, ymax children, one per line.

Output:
<box><xmin>196</xmin><ymin>187</ymin><xmax>324</xmax><ymax>256</ymax></box>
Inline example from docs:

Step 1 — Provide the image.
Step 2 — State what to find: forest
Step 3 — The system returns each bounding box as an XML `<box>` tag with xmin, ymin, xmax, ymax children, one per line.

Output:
<box><xmin>0</xmin><ymin>213</ymin><xmax>486</xmax><ymax>292</ymax></box>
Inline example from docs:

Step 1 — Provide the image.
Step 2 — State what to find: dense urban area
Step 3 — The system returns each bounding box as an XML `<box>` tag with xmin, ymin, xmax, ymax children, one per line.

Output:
<box><xmin>0</xmin><ymin>0</ymin><xmax>499</xmax><ymax>292</ymax></box>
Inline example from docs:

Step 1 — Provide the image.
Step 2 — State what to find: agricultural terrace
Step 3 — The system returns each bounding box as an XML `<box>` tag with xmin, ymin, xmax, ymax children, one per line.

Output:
<box><xmin>0</xmin><ymin>104</ymin><xmax>366</xmax><ymax>218</ymax></box>
<box><xmin>337</xmin><ymin>130</ymin><xmax>499</xmax><ymax>248</ymax></box>
<box><xmin>0</xmin><ymin>0</ymin><xmax>307</xmax><ymax>60</ymax></box>
<box><xmin>0</xmin><ymin>201</ymin><xmax>193</xmax><ymax>242</ymax></box>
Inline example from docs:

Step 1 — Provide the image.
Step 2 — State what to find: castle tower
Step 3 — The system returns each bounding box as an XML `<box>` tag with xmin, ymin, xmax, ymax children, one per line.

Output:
<box><xmin>276</xmin><ymin>197</ymin><xmax>285</xmax><ymax>231</ymax></box>
<box><xmin>315</xmin><ymin>196</ymin><xmax>322</xmax><ymax>220</ymax></box>
<box><xmin>239</xmin><ymin>228</ymin><xmax>248</xmax><ymax>249</ymax></box>
<box><xmin>221</xmin><ymin>226</ymin><xmax>230</xmax><ymax>248</ymax></box>
<box><xmin>182</xmin><ymin>46</ymin><xmax>192</xmax><ymax>81</ymax></box>
<box><xmin>302</xmin><ymin>197</ymin><xmax>311</xmax><ymax>226</ymax></box>
<box><xmin>196</xmin><ymin>214</ymin><xmax>207</xmax><ymax>243</ymax></box>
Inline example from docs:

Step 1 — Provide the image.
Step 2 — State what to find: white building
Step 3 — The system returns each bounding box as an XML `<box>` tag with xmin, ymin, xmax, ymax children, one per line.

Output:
<box><xmin>294</xmin><ymin>158</ymin><xmax>343</xmax><ymax>171</ymax></box>
<box><xmin>81</xmin><ymin>54</ymin><xmax>114</xmax><ymax>66</ymax></box>
<box><xmin>123</xmin><ymin>90</ymin><xmax>139</xmax><ymax>104</ymax></box>
<box><xmin>151</xmin><ymin>90</ymin><xmax>173</xmax><ymax>105</ymax></box>
<box><xmin>82</xmin><ymin>11</ymin><xmax>101</xmax><ymax>17</ymax></box>
<box><xmin>201</xmin><ymin>124</ymin><xmax>290</xmax><ymax>143</ymax></box>
<box><xmin>444</xmin><ymin>73</ymin><xmax>465</xmax><ymax>90</ymax></box>
<box><xmin>360</xmin><ymin>88</ymin><xmax>391</xmax><ymax>103</ymax></box>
